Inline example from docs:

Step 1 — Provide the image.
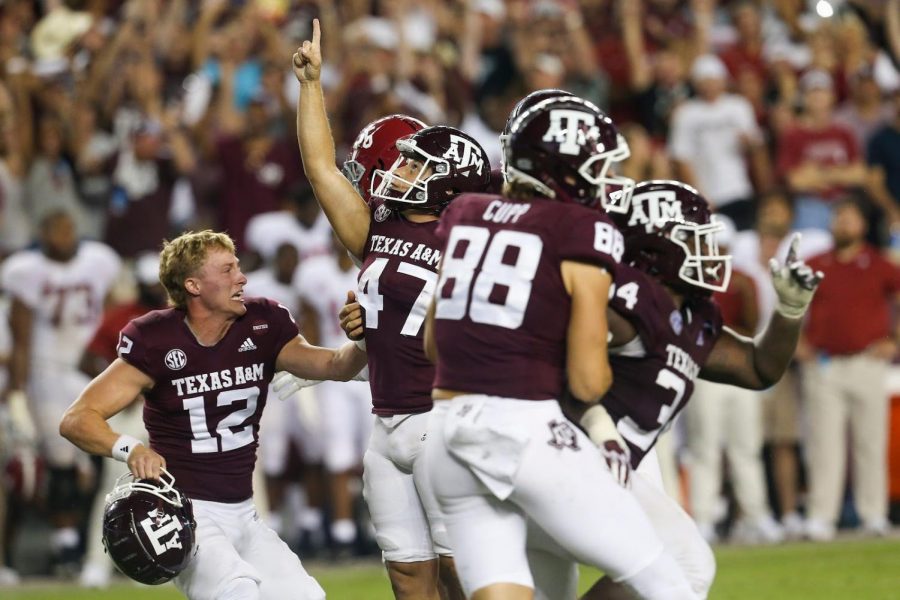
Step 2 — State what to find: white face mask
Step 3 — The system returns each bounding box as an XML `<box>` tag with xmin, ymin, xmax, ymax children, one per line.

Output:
<box><xmin>669</xmin><ymin>218</ymin><xmax>733</xmax><ymax>293</ymax></box>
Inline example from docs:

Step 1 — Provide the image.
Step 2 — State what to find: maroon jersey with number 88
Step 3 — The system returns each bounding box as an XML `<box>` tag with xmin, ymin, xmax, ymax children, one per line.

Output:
<box><xmin>433</xmin><ymin>193</ymin><xmax>624</xmax><ymax>401</ymax></box>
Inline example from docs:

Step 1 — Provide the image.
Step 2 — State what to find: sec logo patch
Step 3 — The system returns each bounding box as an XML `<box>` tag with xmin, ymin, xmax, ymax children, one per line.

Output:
<box><xmin>164</xmin><ymin>349</ymin><xmax>187</xmax><ymax>370</ymax></box>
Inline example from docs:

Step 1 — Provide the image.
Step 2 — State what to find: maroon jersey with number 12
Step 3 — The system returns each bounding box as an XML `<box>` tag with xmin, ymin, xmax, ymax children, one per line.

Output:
<box><xmin>433</xmin><ymin>193</ymin><xmax>624</xmax><ymax>401</ymax></box>
<box><xmin>117</xmin><ymin>298</ymin><xmax>299</xmax><ymax>502</ymax></box>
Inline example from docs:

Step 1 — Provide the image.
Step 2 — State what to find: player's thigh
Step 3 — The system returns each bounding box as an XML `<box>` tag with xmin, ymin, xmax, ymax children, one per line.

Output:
<box><xmin>175</xmin><ymin>514</ymin><xmax>260</xmax><ymax>600</ymax></box>
<box><xmin>243</xmin><ymin>517</ymin><xmax>325</xmax><ymax>600</ymax></box>
<box><xmin>441</xmin><ymin>490</ymin><xmax>532</xmax><ymax>597</ymax></box>
<box><xmin>363</xmin><ymin>421</ymin><xmax>435</xmax><ymax>562</ymax></box>
<box><xmin>527</xmin><ymin>520</ymin><xmax>578</xmax><ymax>600</ymax></box>
<box><xmin>631</xmin><ymin>473</ymin><xmax>715</xmax><ymax>598</ymax></box>
<box><xmin>511</xmin><ymin>415</ymin><xmax>664</xmax><ymax>581</ymax></box>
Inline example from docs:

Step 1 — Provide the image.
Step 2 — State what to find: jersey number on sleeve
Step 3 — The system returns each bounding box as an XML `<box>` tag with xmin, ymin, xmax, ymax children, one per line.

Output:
<box><xmin>182</xmin><ymin>386</ymin><xmax>261</xmax><ymax>453</ymax></box>
<box><xmin>436</xmin><ymin>226</ymin><xmax>543</xmax><ymax>330</ymax></box>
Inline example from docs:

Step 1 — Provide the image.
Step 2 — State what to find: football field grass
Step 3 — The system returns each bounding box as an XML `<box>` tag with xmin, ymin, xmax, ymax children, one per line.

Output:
<box><xmin>5</xmin><ymin>537</ymin><xmax>900</xmax><ymax>599</ymax></box>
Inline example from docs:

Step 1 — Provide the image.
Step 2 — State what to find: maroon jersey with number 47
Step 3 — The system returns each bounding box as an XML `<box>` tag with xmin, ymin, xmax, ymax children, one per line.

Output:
<box><xmin>117</xmin><ymin>298</ymin><xmax>298</xmax><ymax>502</ymax></box>
<box><xmin>433</xmin><ymin>193</ymin><xmax>624</xmax><ymax>401</ymax></box>
<box><xmin>358</xmin><ymin>206</ymin><xmax>443</xmax><ymax>416</ymax></box>
<box><xmin>602</xmin><ymin>265</ymin><xmax>723</xmax><ymax>467</ymax></box>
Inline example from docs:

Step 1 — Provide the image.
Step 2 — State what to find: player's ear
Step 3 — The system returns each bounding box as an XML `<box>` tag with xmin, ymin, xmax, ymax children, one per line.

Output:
<box><xmin>183</xmin><ymin>277</ymin><xmax>201</xmax><ymax>298</ymax></box>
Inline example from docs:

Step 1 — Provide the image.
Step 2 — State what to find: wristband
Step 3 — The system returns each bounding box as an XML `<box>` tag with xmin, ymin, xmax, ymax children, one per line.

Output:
<box><xmin>112</xmin><ymin>434</ymin><xmax>143</xmax><ymax>463</ymax></box>
<box><xmin>355</xmin><ymin>338</ymin><xmax>367</xmax><ymax>351</ymax></box>
<box><xmin>580</xmin><ymin>404</ymin><xmax>624</xmax><ymax>446</ymax></box>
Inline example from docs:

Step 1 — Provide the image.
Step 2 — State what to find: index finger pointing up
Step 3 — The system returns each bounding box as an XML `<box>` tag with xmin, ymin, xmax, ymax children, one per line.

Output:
<box><xmin>312</xmin><ymin>18</ymin><xmax>320</xmax><ymax>47</ymax></box>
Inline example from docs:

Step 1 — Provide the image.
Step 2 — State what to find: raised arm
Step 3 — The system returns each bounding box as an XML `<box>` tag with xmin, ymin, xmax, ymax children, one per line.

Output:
<box><xmin>700</xmin><ymin>234</ymin><xmax>823</xmax><ymax>389</ymax></box>
<box><xmin>292</xmin><ymin>19</ymin><xmax>371</xmax><ymax>260</ymax></box>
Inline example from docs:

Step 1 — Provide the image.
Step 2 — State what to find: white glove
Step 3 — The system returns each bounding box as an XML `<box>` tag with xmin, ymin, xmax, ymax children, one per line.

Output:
<box><xmin>272</xmin><ymin>371</ymin><xmax>321</xmax><ymax>401</ymax></box>
<box><xmin>580</xmin><ymin>404</ymin><xmax>631</xmax><ymax>487</ymax></box>
<box><xmin>5</xmin><ymin>390</ymin><xmax>37</xmax><ymax>444</ymax></box>
<box><xmin>769</xmin><ymin>233</ymin><xmax>824</xmax><ymax>319</ymax></box>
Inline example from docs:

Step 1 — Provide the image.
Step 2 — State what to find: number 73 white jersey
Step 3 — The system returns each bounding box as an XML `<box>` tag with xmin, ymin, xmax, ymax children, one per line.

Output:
<box><xmin>0</xmin><ymin>241</ymin><xmax>121</xmax><ymax>369</ymax></box>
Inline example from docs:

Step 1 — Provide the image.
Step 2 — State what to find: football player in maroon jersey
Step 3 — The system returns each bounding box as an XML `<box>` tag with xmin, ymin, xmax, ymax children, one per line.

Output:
<box><xmin>293</xmin><ymin>20</ymin><xmax>490</xmax><ymax>600</ymax></box>
<box><xmin>418</xmin><ymin>96</ymin><xmax>702</xmax><ymax>600</ymax></box>
<box><xmin>60</xmin><ymin>230</ymin><xmax>368</xmax><ymax>600</ymax></box>
<box><xmin>567</xmin><ymin>180</ymin><xmax>823</xmax><ymax>600</ymax></box>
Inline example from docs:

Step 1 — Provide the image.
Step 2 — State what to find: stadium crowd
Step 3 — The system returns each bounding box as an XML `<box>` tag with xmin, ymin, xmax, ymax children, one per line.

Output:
<box><xmin>0</xmin><ymin>0</ymin><xmax>898</xmax><ymax>590</ymax></box>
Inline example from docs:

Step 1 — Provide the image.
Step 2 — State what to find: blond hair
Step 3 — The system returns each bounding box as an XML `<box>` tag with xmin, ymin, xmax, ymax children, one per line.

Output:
<box><xmin>158</xmin><ymin>230</ymin><xmax>236</xmax><ymax>309</ymax></box>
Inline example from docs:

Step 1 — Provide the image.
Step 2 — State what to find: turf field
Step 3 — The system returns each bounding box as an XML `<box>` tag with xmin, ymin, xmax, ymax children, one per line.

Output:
<box><xmin>5</xmin><ymin>537</ymin><xmax>900</xmax><ymax>599</ymax></box>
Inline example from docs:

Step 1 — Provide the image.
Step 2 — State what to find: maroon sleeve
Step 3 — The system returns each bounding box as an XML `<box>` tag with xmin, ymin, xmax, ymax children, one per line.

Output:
<box><xmin>555</xmin><ymin>205</ymin><xmax>623</xmax><ymax>275</ymax></box>
<box><xmin>261</xmin><ymin>297</ymin><xmax>301</xmax><ymax>355</ymax></box>
<box><xmin>117</xmin><ymin>320</ymin><xmax>154</xmax><ymax>377</ymax></box>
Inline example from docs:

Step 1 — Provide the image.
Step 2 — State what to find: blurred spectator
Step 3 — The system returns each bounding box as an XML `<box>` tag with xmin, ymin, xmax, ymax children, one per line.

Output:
<box><xmin>835</xmin><ymin>65</ymin><xmax>895</xmax><ymax>149</ymax></box>
<box><xmin>101</xmin><ymin>115</ymin><xmax>196</xmax><ymax>258</ymax></box>
<box><xmin>621</xmin><ymin>0</ymin><xmax>692</xmax><ymax>141</ymax></box>
<box><xmin>243</xmin><ymin>182</ymin><xmax>332</xmax><ymax>264</ymax></box>
<box><xmin>0</xmin><ymin>210</ymin><xmax>120</xmax><ymax>575</ymax></box>
<box><xmin>686</xmin><ymin>219</ymin><xmax>784</xmax><ymax>545</ymax></box>
<box><xmin>619</xmin><ymin>122</ymin><xmax>673</xmax><ymax>182</ymax></box>
<box><xmin>776</xmin><ymin>69</ymin><xmax>869</xmax><ymax>231</ymax></box>
<box><xmin>800</xmin><ymin>198</ymin><xmax>900</xmax><ymax>541</ymax></box>
<box><xmin>669</xmin><ymin>54</ymin><xmax>771</xmax><ymax>229</ymax></box>
<box><xmin>867</xmin><ymin>91</ymin><xmax>900</xmax><ymax>218</ymax></box>
<box><xmin>213</xmin><ymin>91</ymin><xmax>302</xmax><ymax>251</ymax></box>
<box><xmin>25</xmin><ymin>115</ymin><xmax>86</xmax><ymax>235</ymax></box>
<box><xmin>0</xmin><ymin>80</ymin><xmax>29</xmax><ymax>256</ymax></box>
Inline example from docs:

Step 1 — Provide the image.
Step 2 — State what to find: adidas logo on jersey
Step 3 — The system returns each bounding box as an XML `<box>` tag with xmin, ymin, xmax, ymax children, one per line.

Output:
<box><xmin>238</xmin><ymin>338</ymin><xmax>257</xmax><ymax>352</ymax></box>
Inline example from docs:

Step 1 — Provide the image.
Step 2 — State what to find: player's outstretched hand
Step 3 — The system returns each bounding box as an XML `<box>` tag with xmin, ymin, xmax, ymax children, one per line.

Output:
<box><xmin>339</xmin><ymin>291</ymin><xmax>365</xmax><ymax>341</ymax></box>
<box><xmin>272</xmin><ymin>371</ymin><xmax>321</xmax><ymax>402</ymax></box>
<box><xmin>769</xmin><ymin>233</ymin><xmax>824</xmax><ymax>319</ymax></box>
<box><xmin>292</xmin><ymin>19</ymin><xmax>322</xmax><ymax>83</ymax></box>
<box><xmin>128</xmin><ymin>445</ymin><xmax>167</xmax><ymax>481</ymax></box>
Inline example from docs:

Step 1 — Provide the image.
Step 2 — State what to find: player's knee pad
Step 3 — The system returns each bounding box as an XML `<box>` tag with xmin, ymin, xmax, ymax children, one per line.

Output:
<box><xmin>46</xmin><ymin>467</ymin><xmax>80</xmax><ymax>513</ymax></box>
<box><xmin>620</xmin><ymin>551</ymin><xmax>701</xmax><ymax>600</ymax></box>
<box><xmin>219</xmin><ymin>577</ymin><xmax>260</xmax><ymax>600</ymax></box>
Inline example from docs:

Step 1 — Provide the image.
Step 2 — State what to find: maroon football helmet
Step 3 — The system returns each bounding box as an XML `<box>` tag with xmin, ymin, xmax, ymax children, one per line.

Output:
<box><xmin>503</xmin><ymin>96</ymin><xmax>634</xmax><ymax>212</ymax></box>
<box><xmin>371</xmin><ymin>126</ymin><xmax>491</xmax><ymax>213</ymax></box>
<box><xmin>614</xmin><ymin>180</ymin><xmax>732</xmax><ymax>295</ymax></box>
<box><xmin>342</xmin><ymin>114</ymin><xmax>426</xmax><ymax>204</ymax></box>
<box><xmin>102</xmin><ymin>469</ymin><xmax>196</xmax><ymax>585</ymax></box>
<box><xmin>499</xmin><ymin>89</ymin><xmax>575</xmax><ymax>172</ymax></box>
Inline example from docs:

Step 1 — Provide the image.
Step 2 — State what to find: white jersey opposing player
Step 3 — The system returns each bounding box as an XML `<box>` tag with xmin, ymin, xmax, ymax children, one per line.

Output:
<box><xmin>1</xmin><ymin>212</ymin><xmax>120</xmax><ymax>465</ymax></box>
<box><xmin>295</xmin><ymin>237</ymin><xmax>372</xmax><ymax>547</ymax></box>
<box><xmin>1</xmin><ymin>210</ymin><xmax>120</xmax><ymax>567</ymax></box>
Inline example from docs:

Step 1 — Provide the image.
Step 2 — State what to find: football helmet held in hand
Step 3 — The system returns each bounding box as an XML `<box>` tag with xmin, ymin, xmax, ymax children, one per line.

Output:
<box><xmin>102</xmin><ymin>469</ymin><xmax>196</xmax><ymax>585</ymax></box>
